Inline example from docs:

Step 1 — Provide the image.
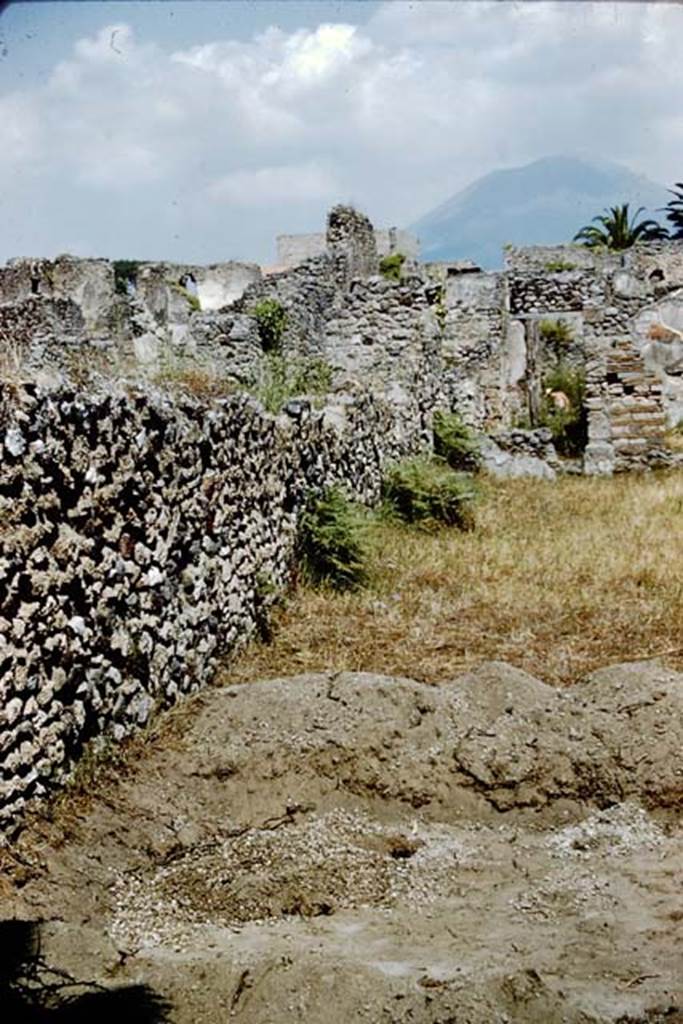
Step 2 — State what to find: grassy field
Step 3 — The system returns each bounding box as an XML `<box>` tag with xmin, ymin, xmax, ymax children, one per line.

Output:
<box><xmin>221</xmin><ymin>471</ymin><xmax>683</xmax><ymax>688</ymax></box>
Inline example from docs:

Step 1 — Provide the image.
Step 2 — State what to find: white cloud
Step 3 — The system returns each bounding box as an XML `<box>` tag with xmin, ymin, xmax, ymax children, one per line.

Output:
<box><xmin>0</xmin><ymin>93</ymin><xmax>42</xmax><ymax>166</ymax></box>
<box><xmin>208</xmin><ymin>161</ymin><xmax>339</xmax><ymax>205</ymax></box>
<box><xmin>74</xmin><ymin>23</ymin><xmax>135</xmax><ymax>64</ymax></box>
<box><xmin>0</xmin><ymin>3</ymin><xmax>681</xmax><ymax>262</ymax></box>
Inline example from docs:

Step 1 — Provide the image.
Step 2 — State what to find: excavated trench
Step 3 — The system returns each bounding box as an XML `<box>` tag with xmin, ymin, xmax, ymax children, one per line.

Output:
<box><xmin>3</xmin><ymin>661</ymin><xmax>682</xmax><ymax>1023</ymax></box>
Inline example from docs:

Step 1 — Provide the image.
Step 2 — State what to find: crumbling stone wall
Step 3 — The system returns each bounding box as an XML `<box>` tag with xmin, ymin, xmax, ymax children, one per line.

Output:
<box><xmin>326</xmin><ymin>205</ymin><xmax>378</xmax><ymax>289</ymax></box>
<box><xmin>0</xmin><ymin>257</ymin><xmax>114</xmax><ymax>335</ymax></box>
<box><xmin>0</xmin><ymin>380</ymin><xmax>429</xmax><ymax>838</ymax></box>
<box><xmin>321</xmin><ymin>276</ymin><xmax>440</xmax><ymax>392</ymax></box>
<box><xmin>3</xmin><ymin>222</ymin><xmax>683</xmax><ymax>487</ymax></box>
<box><xmin>0</xmin><ymin>255</ymin><xmax>262</xmax><ymax>379</ymax></box>
<box><xmin>276</xmin><ymin>226</ymin><xmax>418</xmax><ymax>270</ymax></box>
<box><xmin>438</xmin><ymin>240</ymin><xmax>683</xmax><ymax>439</ymax></box>
<box><xmin>235</xmin><ymin>256</ymin><xmax>338</xmax><ymax>361</ymax></box>
<box><xmin>504</xmin><ymin>241</ymin><xmax>683</xmax><ymax>403</ymax></box>
<box><xmin>438</xmin><ymin>271</ymin><xmax>509</xmax><ymax>428</ymax></box>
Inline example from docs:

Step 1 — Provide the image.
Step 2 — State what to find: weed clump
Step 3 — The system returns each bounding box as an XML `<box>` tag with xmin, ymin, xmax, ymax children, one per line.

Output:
<box><xmin>298</xmin><ymin>486</ymin><xmax>370</xmax><ymax>591</ymax></box>
<box><xmin>382</xmin><ymin>457</ymin><xmax>477</xmax><ymax>531</ymax></box>
<box><xmin>251</xmin><ymin>298</ymin><xmax>288</xmax><ymax>353</ymax></box>
<box><xmin>379</xmin><ymin>252</ymin><xmax>406</xmax><ymax>282</ymax></box>
<box><xmin>432</xmin><ymin>410</ymin><xmax>481</xmax><ymax>472</ymax></box>
<box><xmin>539</xmin><ymin>364</ymin><xmax>588</xmax><ymax>456</ymax></box>
<box><xmin>544</xmin><ymin>259</ymin><xmax>577</xmax><ymax>272</ymax></box>
<box><xmin>251</xmin><ymin>354</ymin><xmax>332</xmax><ymax>414</ymax></box>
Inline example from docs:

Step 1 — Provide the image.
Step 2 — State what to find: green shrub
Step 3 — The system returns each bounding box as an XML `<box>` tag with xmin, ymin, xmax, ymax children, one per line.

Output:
<box><xmin>251</xmin><ymin>298</ymin><xmax>288</xmax><ymax>352</ymax></box>
<box><xmin>298</xmin><ymin>486</ymin><xmax>370</xmax><ymax>591</ymax></box>
<box><xmin>251</xmin><ymin>354</ymin><xmax>333</xmax><ymax>414</ymax></box>
<box><xmin>538</xmin><ymin>363</ymin><xmax>588</xmax><ymax>456</ymax></box>
<box><xmin>113</xmin><ymin>259</ymin><xmax>142</xmax><ymax>296</ymax></box>
<box><xmin>433</xmin><ymin>410</ymin><xmax>481</xmax><ymax>472</ymax></box>
<box><xmin>539</xmin><ymin>318</ymin><xmax>574</xmax><ymax>357</ymax></box>
<box><xmin>379</xmin><ymin>252</ymin><xmax>406</xmax><ymax>282</ymax></box>
<box><xmin>382</xmin><ymin>457</ymin><xmax>477</xmax><ymax>531</ymax></box>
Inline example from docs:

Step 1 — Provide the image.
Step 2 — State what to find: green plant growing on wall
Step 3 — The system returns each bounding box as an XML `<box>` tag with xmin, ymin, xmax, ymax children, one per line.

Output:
<box><xmin>379</xmin><ymin>252</ymin><xmax>406</xmax><ymax>282</ymax></box>
<box><xmin>382</xmin><ymin>457</ymin><xmax>477</xmax><ymax>531</ymax></box>
<box><xmin>538</xmin><ymin>363</ymin><xmax>588</xmax><ymax>457</ymax></box>
<box><xmin>113</xmin><ymin>260</ymin><xmax>142</xmax><ymax>296</ymax></box>
<box><xmin>252</xmin><ymin>354</ymin><xmax>333</xmax><ymax>414</ymax></box>
<box><xmin>539</xmin><ymin>318</ymin><xmax>574</xmax><ymax>359</ymax></box>
<box><xmin>544</xmin><ymin>259</ymin><xmax>577</xmax><ymax>272</ymax></box>
<box><xmin>435</xmin><ymin>284</ymin><xmax>447</xmax><ymax>332</ymax></box>
<box><xmin>251</xmin><ymin>298</ymin><xmax>288</xmax><ymax>352</ymax></box>
<box><xmin>298</xmin><ymin>486</ymin><xmax>371</xmax><ymax>591</ymax></box>
<box><xmin>432</xmin><ymin>410</ymin><xmax>481</xmax><ymax>472</ymax></box>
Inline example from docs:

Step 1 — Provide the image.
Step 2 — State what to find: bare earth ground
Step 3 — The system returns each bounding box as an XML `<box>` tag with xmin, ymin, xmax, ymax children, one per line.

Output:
<box><xmin>2</xmin><ymin>661</ymin><xmax>682</xmax><ymax>1023</ymax></box>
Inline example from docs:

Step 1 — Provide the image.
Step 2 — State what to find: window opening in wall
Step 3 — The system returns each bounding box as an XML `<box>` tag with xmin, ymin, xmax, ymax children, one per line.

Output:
<box><xmin>180</xmin><ymin>273</ymin><xmax>198</xmax><ymax>298</ymax></box>
<box><xmin>606</xmin><ymin>372</ymin><xmax>619</xmax><ymax>385</ymax></box>
<box><xmin>30</xmin><ymin>277</ymin><xmax>40</xmax><ymax>295</ymax></box>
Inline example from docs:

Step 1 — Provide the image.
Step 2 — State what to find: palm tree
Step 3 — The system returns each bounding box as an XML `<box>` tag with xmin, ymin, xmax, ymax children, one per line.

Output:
<box><xmin>661</xmin><ymin>183</ymin><xmax>683</xmax><ymax>239</ymax></box>
<box><xmin>573</xmin><ymin>203</ymin><xmax>669</xmax><ymax>249</ymax></box>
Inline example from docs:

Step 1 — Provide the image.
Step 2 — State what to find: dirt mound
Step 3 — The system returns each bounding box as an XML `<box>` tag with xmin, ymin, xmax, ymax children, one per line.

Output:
<box><xmin>4</xmin><ymin>661</ymin><xmax>682</xmax><ymax>1024</ymax></box>
<box><xmin>180</xmin><ymin>659</ymin><xmax>683</xmax><ymax>818</ymax></box>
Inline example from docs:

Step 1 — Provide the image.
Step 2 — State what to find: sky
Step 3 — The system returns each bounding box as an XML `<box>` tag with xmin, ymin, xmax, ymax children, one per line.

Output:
<box><xmin>0</xmin><ymin>0</ymin><xmax>682</xmax><ymax>265</ymax></box>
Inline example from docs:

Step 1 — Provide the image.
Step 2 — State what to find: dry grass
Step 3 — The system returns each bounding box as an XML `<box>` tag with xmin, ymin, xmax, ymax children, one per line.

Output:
<box><xmin>221</xmin><ymin>472</ymin><xmax>683</xmax><ymax>688</ymax></box>
<box><xmin>665</xmin><ymin>426</ymin><xmax>683</xmax><ymax>453</ymax></box>
<box><xmin>152</xmin><ymin>363</ymin><xmax>238</xmax><ymax>399</ymax></box>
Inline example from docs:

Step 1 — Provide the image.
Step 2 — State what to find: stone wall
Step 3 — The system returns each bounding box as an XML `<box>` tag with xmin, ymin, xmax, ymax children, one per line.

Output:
<box><xmin>0</xmin><ymin>256</ymin><xmax>262</xmax><ymax>377</ymax></box>
<box><xmin>439</xmin><ymin>271</ymin><xmax>509</xmax><ymax>428</ymax></box>
<box><xmin>0</xmin><ymin>380</ymin><xmax>431</xmax><ymax>838</ymax></box>
<box><xmin>3</xmin><ymin>211</ymin><xmax>683</xmax><ymax>836</ymax></box>
<box><xmin>276</xmin><ymin>226</ymin><xmax>419</xmax><ymax>270</ymax></box>
<box><xmin>3</xmin><ymin>215</ymin><xmax>683</xmax><ymax>475</ymax></box>
<box><xmin>276</xmin><ymin>233</ymin><xmax>327</xmax><ymax>269</ymax></box>
<box><xmin>442</xmin><ymin>241</ymin><xmax>683</xmax><ymax>434</ymax></box>
<box><xmin>326</xmin><ymin>205</ymin><xmax>378</xmax><ymax>288</ymax></box>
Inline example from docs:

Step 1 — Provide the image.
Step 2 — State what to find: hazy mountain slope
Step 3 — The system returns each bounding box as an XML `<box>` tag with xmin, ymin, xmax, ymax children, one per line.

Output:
<box><xmin>410</xmin><ymin>156</ymin><xmax>670</xmax><ymax>268</ymax></box>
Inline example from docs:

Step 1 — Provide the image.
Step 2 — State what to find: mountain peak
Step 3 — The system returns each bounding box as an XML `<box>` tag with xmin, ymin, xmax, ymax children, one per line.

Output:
<box><xmin>410</xmin><ymin>156</ymin><xmax>669</xmax><ymax>269</ymax></box>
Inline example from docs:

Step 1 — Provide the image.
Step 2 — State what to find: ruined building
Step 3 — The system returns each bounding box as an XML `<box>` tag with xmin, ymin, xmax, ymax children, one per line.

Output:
<box><xmin>1</xmin><ymin>205</ymin><xmax>682</xmax><ymax>835</ymax></box>
<box><xmin>2</xmin><ymin>204</ymin><xmax>681</xmax><ymax>473</ymax></box>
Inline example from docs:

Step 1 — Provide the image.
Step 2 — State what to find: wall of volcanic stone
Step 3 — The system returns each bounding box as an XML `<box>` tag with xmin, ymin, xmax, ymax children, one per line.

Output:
<box><xmin>0</xmin><ymin>381</ymin><xmax>426</xmax><ymax>837</ymax></box>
